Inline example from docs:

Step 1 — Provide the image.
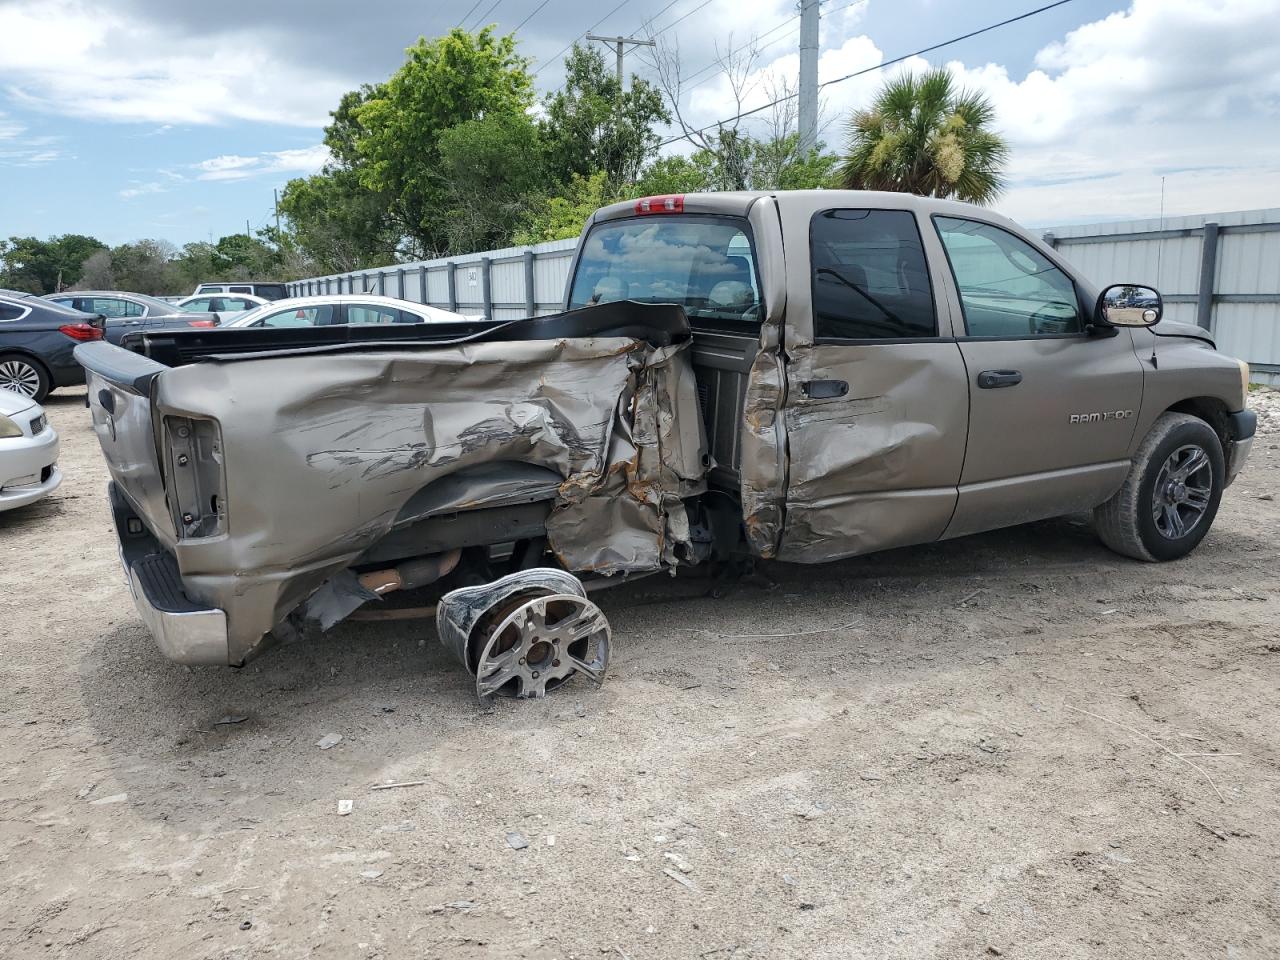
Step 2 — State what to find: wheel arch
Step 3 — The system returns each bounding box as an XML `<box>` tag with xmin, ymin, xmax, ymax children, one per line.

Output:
<box><xmin>1164</xmin><ymin>396</ymin><xmax>1230</xmax><ymax>460</ymax></box>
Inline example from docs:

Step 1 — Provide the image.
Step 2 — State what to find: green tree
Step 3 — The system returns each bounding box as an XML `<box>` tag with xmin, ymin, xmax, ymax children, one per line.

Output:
<box><xmin>106</xmin><ymin>240</ymin><xmax>182</xmax><ymax>295</ymax></box>
<box><xmin>542</xmin><ymin>44</ymin><xmax>670</xmax><ymax>191</ymax></box>
<box><xmin>435</xmin><ymin>112</ymin><xmax>547</xmax><ymax>253</ymax></box>
<box><xmin>353</xmin><ymin>27</ymin><xmax>535</xmax><ymax>256</ymax></box>
<box><xmin>839</xmin><ymin>68</ymin><xmax>1008</xmax><ymax>203</ymax></box>
<box><xmin>280</xmin><ymin>169</ymin><xmax>398</xmax><ymax>272</ymax></box>
<box><xmin>515</xmin><ymin>171</ymin><xmax>615</xmax><ymax>245</ymax></box>
<box><xmin>0</xmin><ymin>234</ymin><xmax>107</xmax><ymax>293</ymax></box>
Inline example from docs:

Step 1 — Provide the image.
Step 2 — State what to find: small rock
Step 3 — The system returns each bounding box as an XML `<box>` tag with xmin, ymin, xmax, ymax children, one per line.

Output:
<box><xmin>506</xmin><ymin>832</ymin><xmax>530</xmax><ymax>850</ymax></box>
<box><xmin>858</xmin><ymin>771</ymin><xmax>882</xmax><ymax>782</ymax></box>
<box><xmin>316</xmin><ymin>733</ymin><xmax>342</xmax><ymax>750</ymax></box>
<box><xmin>987</xmin><ymin>948</ymin><xmax>1002</xmax><ymax>957</ymax></box>
<box><xmin>239</xmin><ymin>920</ymin><xmax>252</xmax><ymax>931</ymax></box>
<box><xmin>215</xmin><ymin>715</ymin><xmax>248</xmax><ymax>726</ymax></box>
<box><xmin>360</xmin><ymin>869</ymin><xmax>383</xmax><ymax>879</ymax></box>
<box><xmin>663</xmin><ymin>851</ymin><xmax>693</xmax><ymax>874</ymax></box>
<box><xmin>652</xmin><ymin>835</ymin><xmax>667</xmax><ymax>843</ymax></box>
<box><xmin>977</xmin><ymin>905</ymin><xmax>990</xmax><ymax>915</ymax></box>
<box><xmin>76</xmin><ymin>783</ymin><xmax>96</xmax><ymax>800</ymax></box>
<box><xmin>90</xmin><ymin>792</ymin><xmax>128</xmax><ymax>806</ymax></box>
<box><xmin>337</xmin><ymin>799</ymin><xmax>353</xmax><ymax>816</ymax></box>
<box><xmin>1259</xmin><ymin>494</ymin><xmax>1274</xmax><ymax>501</ymax></box>
<box><xmin>799</xmin><ymin>901</ymin><xmax>816</xmax><ymax>911</ymax></box>
<box><xmin>546</xmin><ymin>835</ymin><xmax>556</xmax><ymax>846</ymax></box>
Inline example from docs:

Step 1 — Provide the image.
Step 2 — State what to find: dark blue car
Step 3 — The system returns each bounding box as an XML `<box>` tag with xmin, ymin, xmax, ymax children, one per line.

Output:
<box><xmin>0</xmin><ymin>289</ymin><xmax>103</xmax><ymax>402</ymax></box>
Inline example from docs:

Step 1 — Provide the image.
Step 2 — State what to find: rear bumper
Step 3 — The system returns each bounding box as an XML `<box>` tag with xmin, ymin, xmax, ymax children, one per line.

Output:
<box><xmin>110</xmin><ymin>483</ymin><xmax>230</xmax><ymax>665</ymax></box>
<box><xmin>1226</xmin><ymin>409</ymin><xmax>1256</xmax><ymax>486</ymax></box>
<box><xmin>122</xmin><ymin>550</ymin><xmax>230</xmax><ymax>665</ymax></box>
<box><xmin>0</xmin><ymin>428</ymin><xmax>61</xmax><ymax>511</ymax></box>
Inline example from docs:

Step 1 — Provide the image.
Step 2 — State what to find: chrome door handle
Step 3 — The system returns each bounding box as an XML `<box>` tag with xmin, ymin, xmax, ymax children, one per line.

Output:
<box><xmin>977</xmin><ymin>370</ymin><xmax>1022</xmax><ymax>389</ymax></box>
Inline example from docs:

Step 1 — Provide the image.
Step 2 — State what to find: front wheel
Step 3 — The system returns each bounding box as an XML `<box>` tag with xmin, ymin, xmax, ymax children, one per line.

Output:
<box><xmin>1094</xmin><ymin>412</ymin><xmax>1225</xmax><ymax>561</ymax></box>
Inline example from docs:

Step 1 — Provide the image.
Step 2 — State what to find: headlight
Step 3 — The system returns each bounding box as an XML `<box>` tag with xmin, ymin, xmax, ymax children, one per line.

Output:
<box><xmin>0</xmin><ymin>414</ymin><xmax>23</xmax><ymax>439</ymax></box>
<box><xmin>1238</xmin><ymin>359</ymin><xmax>1251</xmax><ymax>406</ymax></box>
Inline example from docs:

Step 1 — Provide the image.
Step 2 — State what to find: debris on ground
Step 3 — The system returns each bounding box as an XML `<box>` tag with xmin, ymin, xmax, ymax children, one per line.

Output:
<box><xmin>505</xmin><ymin>832</ymin><xmax>530</xmax><ymax>850</ymax></box>
<box><xmin>337</xmin><ymin>799</ymin><xmax>353</xmax><ymax>816</ymax></box>
<box><xmin>316</xmin><ymin>733</ymin><xmax>342</xmax><ymax>750</ymax></box>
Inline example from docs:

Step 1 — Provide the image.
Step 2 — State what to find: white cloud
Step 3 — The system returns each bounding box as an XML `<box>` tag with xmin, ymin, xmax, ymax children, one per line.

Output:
<box><xmin>676</xmin><ymin>0</ymin><xmax>1280</xmax><ymax>221</ymax></box>
<box><xmin>193</xmin><ymin>145</ymin><xmax>331</xmax><ymax>182</ymax></box>
<box><xmin>0</xmin><ymin>110</ymin><xmax>61</xmax><ymax>166</ymax></box>
<box><xmin>119</xmin><ymin>180</ymin><xmax>169</xmax><ymax>200</ymax></box>
<box><xmin>0</xmin><ymin>1</ymin><xmax>349</xmax><ymax>127</ymax></box>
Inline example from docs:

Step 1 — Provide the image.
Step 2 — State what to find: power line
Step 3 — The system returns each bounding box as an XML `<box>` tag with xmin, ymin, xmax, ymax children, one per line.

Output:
<box><xmin>469</xmin><ymin>0</ymin><xmax>507</xmax><ymax>30</ymax></box>
<box><xmin>456</xmin><ymin>0</ymin><xmax>486</xmax><ymax>27</ymax></box>
<box><xmin>646</xmin><ymin>0</ymin><xmax>716</xmax><ymax>39</ymax></box>
<box><xmin>532</xmin><ymin>0</ymin><xmax>633</xmax><ymax>75</ymax></box>
<box><xmin>678</xmin><ymin>0</ymin><xmax>868</xmax><ymax>92</ymax></box>
<box><xmin>514</xmin><ymin>0</ymin><xmax>554</xmax><ymax>32</ymax></box>
<box><xmin>657</xmin><ymin>0</ymin><xmax>1080</xmax><ymax>146</ymax></box>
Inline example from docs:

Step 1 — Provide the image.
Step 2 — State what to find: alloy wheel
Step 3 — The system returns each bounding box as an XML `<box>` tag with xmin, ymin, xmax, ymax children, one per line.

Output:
<box><xmin>0</xmin><ymin>359</ymin><xmax>41</xmax><ymax>399</ymax></box>
<box><xmin>1151</xmin><ymin>443</ymin><xmax>1213</xmax><ymax>539</ymax></box>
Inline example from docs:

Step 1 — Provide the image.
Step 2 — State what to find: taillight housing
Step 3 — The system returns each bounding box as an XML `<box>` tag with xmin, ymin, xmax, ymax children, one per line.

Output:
<box><xmin>635</xmin><ymin>194</ymin><xmax>684</xmax><ymax>215</ymax></box>
<box><xmin>58</xmin><ymin>323</ymin><xmax>103</xmax><ymax>342</ymax></box>
<box><xmin>187</xmin><ymin>319</ymin><xmax>218</xmax><ymax>328</ymax></box>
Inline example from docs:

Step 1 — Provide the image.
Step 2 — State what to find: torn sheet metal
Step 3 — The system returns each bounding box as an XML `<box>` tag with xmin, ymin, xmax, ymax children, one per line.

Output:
<box><xmin>148</xmin><ymin>304</ymin><xmax>708</xmax><ymax>663</ymax></box>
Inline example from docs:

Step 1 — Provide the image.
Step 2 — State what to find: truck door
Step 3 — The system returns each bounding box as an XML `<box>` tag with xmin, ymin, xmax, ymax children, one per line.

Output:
<box><xmin>930</xmin><ymin>215</ymin><xmax>1144</xmax><ymax>539</ymax></box>
<box><xmin>772</xmin><ymin>201</ymin><xmax>969</xmax><ymax>563</ymax></box>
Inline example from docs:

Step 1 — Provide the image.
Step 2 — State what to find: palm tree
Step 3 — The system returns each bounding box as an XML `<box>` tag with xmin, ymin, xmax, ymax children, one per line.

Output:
<box><xmin>839</xmin><ymin>68</ymin><xmax>1008</xmax><ymax>204</ymax></box>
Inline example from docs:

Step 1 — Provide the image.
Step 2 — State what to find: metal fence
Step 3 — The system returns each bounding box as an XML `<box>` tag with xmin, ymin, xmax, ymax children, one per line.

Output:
<box><xmin>1044</xmin><ymin>207</ymin><xmax>1280</xmax><ymax>383</ymax></box>
<box><xmin>286</xmin><ymin>237</ymin><xmax>578</xmax><ymax>323</ymax></box>
<box><xmin>290</xmin><ymin>206</ymin><xmax>1280</xmax><ymax>383</ymax></box>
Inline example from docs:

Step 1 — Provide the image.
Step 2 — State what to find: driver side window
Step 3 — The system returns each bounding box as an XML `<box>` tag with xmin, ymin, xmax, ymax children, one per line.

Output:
<box><xmin>934</xmin><ymin>217</ymin><xmax>1082</xmax><ymax>337</ymax></box>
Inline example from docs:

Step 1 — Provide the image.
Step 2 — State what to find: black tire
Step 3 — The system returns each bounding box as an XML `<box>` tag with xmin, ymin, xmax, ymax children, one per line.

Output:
<box><xmin>1094</xmin><ymin>412</ymin><xmax>1225</xmax><ymax>562</ymax></box>
<box><xmin>0</xmin><ymin>353</ymin><xmax>52</xmax><ymax>403</ymax></box>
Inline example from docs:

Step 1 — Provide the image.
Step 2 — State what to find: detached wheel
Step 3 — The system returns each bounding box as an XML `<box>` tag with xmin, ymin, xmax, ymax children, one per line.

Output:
<box><xmin>1094</xmin><ymin>412</ymin><xmax>1224</xmax><ymax>561</ymax></box>
<box><xmin>0</xmin><ymin>354</ymin><xmax>50</xmax><ymax>403</ymax></box>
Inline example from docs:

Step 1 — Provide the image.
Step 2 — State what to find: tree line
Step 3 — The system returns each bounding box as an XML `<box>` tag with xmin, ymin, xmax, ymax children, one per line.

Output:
<box><xmin>1</xmin><ymin>24</ymin><xmax>1008</xmax><ymax>294</ymax></box>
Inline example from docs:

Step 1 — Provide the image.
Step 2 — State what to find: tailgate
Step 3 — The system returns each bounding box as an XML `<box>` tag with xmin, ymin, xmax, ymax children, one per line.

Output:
<box><xmin>74</xmin><ymin>341</ymin><xmax>174</xmax><ymax>540</ymax></box>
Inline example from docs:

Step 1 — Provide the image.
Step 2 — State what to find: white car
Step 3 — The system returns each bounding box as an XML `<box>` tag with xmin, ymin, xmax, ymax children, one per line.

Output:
<box><xmin>224</xmin><ymin>294</ymin><xmax>477</xmax><ymax>328</ymax></box>
<box><xmin>0</xmin><ymin>389</ymin><xmax>60</xmax><ymax>512</ymax></box>
<box><xmin>175</xmin><ymin>293</ymin><xmax>268</xmax><ymax>319</ymax></box>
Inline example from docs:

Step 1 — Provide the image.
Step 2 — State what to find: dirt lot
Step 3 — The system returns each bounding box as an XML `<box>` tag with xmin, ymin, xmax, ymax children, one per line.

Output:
<box><xmin>1</xmin><ymin>386</ymin><xmax>1278</xmax><ymax>960</ymax></box>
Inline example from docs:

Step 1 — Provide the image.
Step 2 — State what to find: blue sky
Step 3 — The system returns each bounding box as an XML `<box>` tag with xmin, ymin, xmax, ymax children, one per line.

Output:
<box><xmin>1</xmin><ymin>0</ymin><xmax>1277</xmax><ymax>247</ymax></box>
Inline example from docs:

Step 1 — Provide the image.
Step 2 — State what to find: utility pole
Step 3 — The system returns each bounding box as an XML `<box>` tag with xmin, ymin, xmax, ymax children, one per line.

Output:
<box><xmin>273</xmin><ymin>188</ymin><xmax>282</xmax><ymax>246</ymax></box>
<box><xmin>586</xmin><ymin>34</ymin><xmax>655</xmax><ymax>88</ymax></box>
<box><xmin>798</xmin><ymin>0</ymin><xmax>820</xmax><ymax>154</ymax></box>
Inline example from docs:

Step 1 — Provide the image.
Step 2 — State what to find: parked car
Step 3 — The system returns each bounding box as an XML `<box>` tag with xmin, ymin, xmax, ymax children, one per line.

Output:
<box><xmin>75</xmin><ymin>191</ymin><xmax>1254</xmax><ymax>696</ymax></box>
<box><xmin>224</xmin><ymin>294</ymin><xmax>473</xmax><ymax>328</ymax></box>
<box><xmin>44</xmin><ymin>291</ymin><xmax>221</xmax><ymax>345</ymax></box>
<box><xmin>0</xmin><ymin>289</ymin><xmax>102</xmax><ymax>402</ymax></box>
<box><xmin>0</xmin><ymin>387</ymin><xmax>60</xmax><ymax>511</ymax></box>
<box><xmin>175</xmin><ymin>293</ymin><xmax>268</xmax><ymax>319</ymax></box>
<box><xmin>192</xmin><ymin>281</ymin><xmax>290</xmax><ymax>301</ymax></box>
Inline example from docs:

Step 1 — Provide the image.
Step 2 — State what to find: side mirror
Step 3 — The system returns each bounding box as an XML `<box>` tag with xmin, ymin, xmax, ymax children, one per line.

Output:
<box><xmin>1098</xmin><ymin>284</ymin><xmax>1162</xmax><ymax>327</ymax></box>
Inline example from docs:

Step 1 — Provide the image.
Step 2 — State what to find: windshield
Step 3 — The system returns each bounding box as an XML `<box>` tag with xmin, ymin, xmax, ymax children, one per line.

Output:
<box><xmin>568</xmin><ymin>215</ymin><xmax>761</xmax><ymax>325</ymax></box>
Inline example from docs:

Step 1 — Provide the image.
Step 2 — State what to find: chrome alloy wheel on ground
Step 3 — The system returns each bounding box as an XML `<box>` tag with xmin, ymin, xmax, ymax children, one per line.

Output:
<box><xmin>473</xmin><ymin>593</ymin><xmax>611</xmax><ymax>700</ymax></box>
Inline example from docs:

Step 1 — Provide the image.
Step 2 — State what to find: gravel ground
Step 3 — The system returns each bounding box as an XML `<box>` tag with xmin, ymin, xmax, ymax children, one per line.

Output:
<box><xmin>2</xmin><ymin>386</ymin><xmax>1278</xmax><ymax>960</ymax></box>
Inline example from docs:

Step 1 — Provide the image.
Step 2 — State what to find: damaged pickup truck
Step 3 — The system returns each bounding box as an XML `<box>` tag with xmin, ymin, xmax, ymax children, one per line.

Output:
<box><xmin>76</xmin><ymin>191</ymin><xmax>1256</xmax><ymax>698</ymax></box>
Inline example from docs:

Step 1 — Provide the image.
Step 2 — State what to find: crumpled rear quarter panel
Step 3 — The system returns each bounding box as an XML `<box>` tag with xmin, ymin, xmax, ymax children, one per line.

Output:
<box><xmin>154</xmin><ymin>335</ymin><xmax>707</xmax><ymax>662</ymax></box>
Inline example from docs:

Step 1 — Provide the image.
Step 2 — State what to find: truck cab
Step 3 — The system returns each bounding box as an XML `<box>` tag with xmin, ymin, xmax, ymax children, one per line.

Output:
<box><xmin>566</xmin><ymin>190</ymin><xmax>1254</xmax><ymax>564</ymax></box>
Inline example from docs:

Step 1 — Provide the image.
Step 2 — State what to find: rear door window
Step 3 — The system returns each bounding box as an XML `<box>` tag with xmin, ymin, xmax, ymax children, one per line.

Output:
<box><xmin>346</xmin><ymin>303</ymin><xmax>402</xmax><ymax>325</ymax></box>
<box><xmin>255</xmin><ymin>305</ymin><xmax>335</xmax><ymax>328</ymax></box>
<box><xmin>810</xmin><ymin>209</ymin><xmax>937</xmax><ymax>340</ymax></box>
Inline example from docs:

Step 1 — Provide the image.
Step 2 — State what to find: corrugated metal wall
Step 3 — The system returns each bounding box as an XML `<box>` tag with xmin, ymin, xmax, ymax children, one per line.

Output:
<box><xmin>288</xmin><ymin>237</ymin><xmax>577</xmax><ymax>322</ymax></box>
<box><xmin>290</xmin><ymin>207</ymin><xmax>1279</xmax><ymax>382</ymax></box>
<box><xmin>1045</xmin><ymin>207</ymin><xmax>1280</xmax><ymax>382</ymax></box>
